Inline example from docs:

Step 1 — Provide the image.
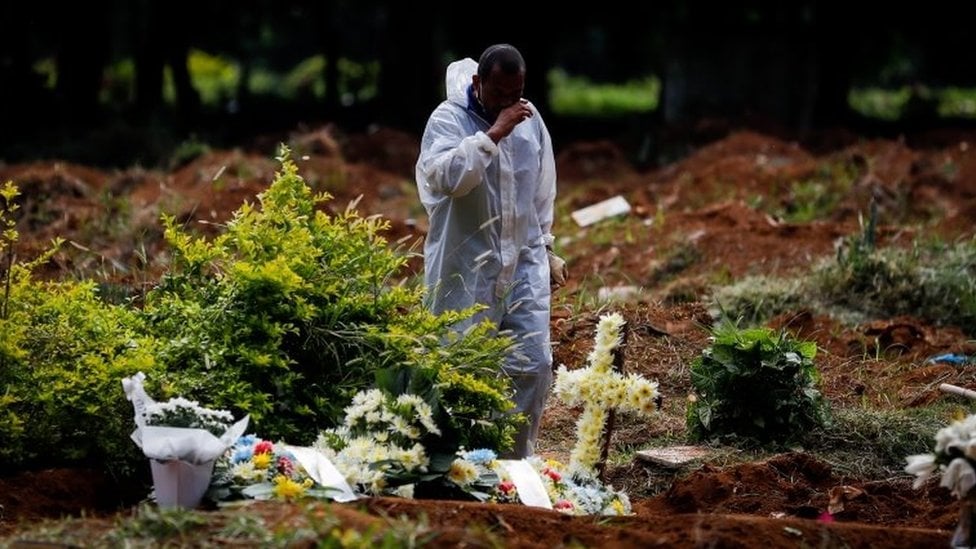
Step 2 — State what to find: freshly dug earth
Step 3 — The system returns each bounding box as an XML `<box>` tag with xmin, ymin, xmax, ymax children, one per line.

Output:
<box><xmin>2</xmin><ymin>125</ymin><xmax>975</xmax><ymax>547</ymax></box>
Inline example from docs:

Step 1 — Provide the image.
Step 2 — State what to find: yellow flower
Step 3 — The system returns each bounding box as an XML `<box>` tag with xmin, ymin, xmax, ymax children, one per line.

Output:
<box><xmin>272</xmin><ymin>474</ymin><xmax>306</xmax><ymax>500</ymax></box>
<box><xmin>252</xmin><ymin>453</ymin><xmax>273</xmax><ymax>470</ymax></box>
<box><xmin>545</xmin><ymin>458</ymin><xmax>566</xmax><ymax>470</ymax></box>
<box><xmin>609</xmin><ymin>499</ymin><xmax>627</xmax><ymax>515</ymax></box>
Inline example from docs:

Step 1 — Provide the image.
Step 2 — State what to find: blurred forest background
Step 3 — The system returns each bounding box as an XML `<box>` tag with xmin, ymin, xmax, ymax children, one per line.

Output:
<box><xmin>1</xmin><ymin>0</ymin><xmax>974</xmax><ymax>169</ymax></box>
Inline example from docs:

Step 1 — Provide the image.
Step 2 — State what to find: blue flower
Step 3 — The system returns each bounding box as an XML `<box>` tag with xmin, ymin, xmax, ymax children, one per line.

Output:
<box><xmin>231</xmin><ymin>446</ymin><xmax>254</xmax><ymax>464</ymax></box>
<box><xmin>461</xmin><ymin>448</ymin><xmax>497</xmax><ymax>465</ymax></box>
<box><xmin>236</xmin><ymin>434</ymin><xmax>257</xmax><ymax>447</ymax></box>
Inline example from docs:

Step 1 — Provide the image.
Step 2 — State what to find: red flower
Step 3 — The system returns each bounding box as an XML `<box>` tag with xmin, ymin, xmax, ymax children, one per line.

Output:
<box><xmin>554</xmin><ymin>499</ymin><xmax>574</xmax><ymax>510</ymax></box>
<box><xmin>498</xmin><ymin>481</ymin><xmax>516</xmax><ymax>494</ymax></box>
<box><xmin>277</xmin><ymin>455</ymin><xmax>294</xmax><ymax>476</ymax></box>
<box><xmin>254</xmin><ymin>440</ymin><xmax>274</xmax><ymax>454</ymax></box>
<box><xmin>543</xmin><ymin>467</ymin><xmax>562</xmax><ymax>482</ymax></box>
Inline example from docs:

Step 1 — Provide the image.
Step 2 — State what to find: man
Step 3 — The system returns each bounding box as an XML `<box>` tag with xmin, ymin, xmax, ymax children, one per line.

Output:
<box><xmin>415</xmin><ymin>44</ymin><xmax>567</xmax><ymax>458</ymax></box>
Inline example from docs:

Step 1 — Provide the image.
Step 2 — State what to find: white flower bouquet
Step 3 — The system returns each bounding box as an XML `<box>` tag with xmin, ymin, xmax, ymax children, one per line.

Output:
<box><xmin>122</xmin><ymin>372</ymin><xmax>249</xmax><ymax>507</ymax></box>
<box><xmin>905</xmin><ymin>413</ymin><xmax>976</xmax><ymax>498</ymax></box>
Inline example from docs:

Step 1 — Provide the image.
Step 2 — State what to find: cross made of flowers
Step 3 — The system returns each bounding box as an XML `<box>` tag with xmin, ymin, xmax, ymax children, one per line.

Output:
<box><xmin>553</xmin><ymin>312</ymin><xmax>660</xmax><ymax>478</ymax></box>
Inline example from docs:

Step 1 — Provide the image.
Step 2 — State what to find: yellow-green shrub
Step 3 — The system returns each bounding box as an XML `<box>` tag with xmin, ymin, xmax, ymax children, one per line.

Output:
<box><xmin>141</xmin><ymin>146</ymin><xmax>520</xmax><ymax>450</ymax></box>
<box><xmin>0</xmin><ymin>264</ymin><xmax>159</xmax><ymax>474</ymax></box>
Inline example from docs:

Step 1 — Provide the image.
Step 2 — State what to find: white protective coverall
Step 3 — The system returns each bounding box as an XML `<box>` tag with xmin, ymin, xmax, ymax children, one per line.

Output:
<box><xmin>415</xmin><ymin>57</ymin><xmax>557</xmax><ymax>458</ymax></box>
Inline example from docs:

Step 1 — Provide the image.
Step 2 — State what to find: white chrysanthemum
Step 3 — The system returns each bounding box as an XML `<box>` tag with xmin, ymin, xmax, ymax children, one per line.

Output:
<box><xmin>904</xmin><ymin>453</ymin><xmax>938</xmax><ymax>488</ymax></box>
<box><xmin>396</xmin><ymin>393</ymin><xmax>424</xmax><ymax>408</ymax></box>
<box><xmin>343</xmin><ymin>405</ymin><xmax>366</xmax><ymax>426</ymax></box>
<box><xmin>231</xmin><ymin>461</ymin><xmax>257</xmax><ymax>482</ymax></box>
<box><xmin>369</xmin><ymin>476</ymin><xmax>388</xmax><ymax>494</ymax></box>
<box><xmin>447</xmin><ymin>459</ymin><xmax>479</xmax><ymax>486</ymax></box>
<box><xmin>607</xmin><ymin>380</ymin><xmax>629</xmax><ymax>406</ymax></box>
<box><xmin>345</xmin><ymin>389</ymin><xmax>385</xmax><ymax>426</ymax></box>
<box><xmin>943</xmin><ymin>457</ymin><xmax>976</xmax><ymax>498</ymax></box>
<box><xmin>413</xmin><ymin>402</ymin><xmax>440</xmax><ymax>435</ymax></box>
<box><xmin>365</xmin><ymin>440</ymin><xmax>394</xmax><ymax>464</ymax></box>
<box><xmin>552</xmin><ymin>365</ymin><xmax>576</xmax><ymax>399</ymax></box>
<box><xmin>570</xmin><ymin>407</ymin><xmax>607</xmax><ymax>473</ymax></box>
<box><xmin>153</xmin><ymin>396</ymin><xmax>196</xmax><ymax>413</ymax></box>
<box><xmin>389</xmin><ymin>415</ymin><xmax>413</xmax><ymax>437</ymax></box>
<box><xmin>392</xmin><ymin>484</ymin><xmax>415</xmax><ymax>498</ymax></box>
<box><xmin>638</xmin><ymin>399</ymin><xmax>657</xmax><ymax>415</ymax></box>
<box><xmin>342</xmin><ymin>437</ymin><xmax>375</xmax><ymax>460</ymax></box>
<box><xmin>587</xmin><ymin>350</ymin><xmax>614</xmax><ymax>373</ymax></box>
<box><xmin>396</xmin><ymin>443</ymin><xmax>429</xmax><ymax>472</ymax></box>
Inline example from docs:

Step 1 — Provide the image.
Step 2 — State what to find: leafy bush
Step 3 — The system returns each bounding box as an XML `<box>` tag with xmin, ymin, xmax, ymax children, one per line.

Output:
<box><xmin>686</xmin><ymin>318</ymin><xmax>830</xmax><ymax>445</ymax></box>
<box><xmin>0</xmin><ymin>182</ymin><xmax>159</xmax><ymax>473</ymax></box>
<box><xmin>141</xmin><ymin>146</ymin><xmax>520</xmax><ymax>449</ymax></box>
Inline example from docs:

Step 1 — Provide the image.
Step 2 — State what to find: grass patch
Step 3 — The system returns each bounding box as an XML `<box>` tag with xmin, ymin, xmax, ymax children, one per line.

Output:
<box><xmin>805</xmin><ymin>403</ymin><xmax>964</xmax><ymax>479</ymax></box>
<box><xmin>712</xmin><ymin>231</ymin><xmax>976</xmax><ymax>334</ymax></box>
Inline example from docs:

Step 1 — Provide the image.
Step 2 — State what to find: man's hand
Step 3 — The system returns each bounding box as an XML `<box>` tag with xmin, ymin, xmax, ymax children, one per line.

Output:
<box><xmin>548</xmin><ymin>248</ymin><xmax>568</xmax><ymax>288</ymax></box>
<box><xmin>487</xmin><ymin>99</ymin><xmax>533</xmax><ymax>143</ymax></box>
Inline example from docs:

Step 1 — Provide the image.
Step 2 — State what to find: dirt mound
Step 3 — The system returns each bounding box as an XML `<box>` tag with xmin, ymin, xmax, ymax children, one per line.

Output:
<box><xmin>2</xmin><ymin>126</ymin><xmax>975</xmax><ymax>547</ymax></box>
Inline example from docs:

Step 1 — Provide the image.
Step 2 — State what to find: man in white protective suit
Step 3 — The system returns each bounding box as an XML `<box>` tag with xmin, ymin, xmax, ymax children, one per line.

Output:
<box><xmin>415</xmin><ymin>43</ymin><xmax>568</xmax><ymax>458</ymax></box>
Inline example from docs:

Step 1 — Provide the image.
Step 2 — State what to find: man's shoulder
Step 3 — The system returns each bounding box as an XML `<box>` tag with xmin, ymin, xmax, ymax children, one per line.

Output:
<box><xmin>428</xmin><ymin>100</ymin><xmax>474</xmax><ymax>127</ymax></box>
<box><xmin>434</xmin><ymin>99</ymin><xmax>467</xmax><ymax>115</ymax></box>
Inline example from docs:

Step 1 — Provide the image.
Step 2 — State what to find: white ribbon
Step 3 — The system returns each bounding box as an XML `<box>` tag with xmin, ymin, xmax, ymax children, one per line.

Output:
<box><xmin>122</xmin><ymin>371</ymin><xmax>151</xmax><ymax>428</ymax></box>
<box><xmin>496</xmin><ymin>459</ymin><xmax>553</xmax><ymax>509</ymax></box>
<box><xmin>284</xmin><ymin>445</ymin><xmax>359</xmax><ymax>502</ymax></box>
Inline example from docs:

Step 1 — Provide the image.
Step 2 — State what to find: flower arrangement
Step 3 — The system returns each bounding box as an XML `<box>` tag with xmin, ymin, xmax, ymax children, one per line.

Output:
<box><xmin>208</xmin><ymin>435</ymin><xmax>338</xmax><ymax>501</ymax></box>
<box><xmin>494</xmin><ymin>455</ymin><xmax>631</xmax><ymax>515</ymax></box>
<box><xmin>553</xmin><ymin>312</ymin><xmax>659</xmax><ymax>475</ymax></box>
<box><xmin>122</xmin><ymin>371</ymin><xmax>250</xmax><ymax>463</ymax></box>
<box><xmin>905</xmin><ymin>412</ymin><xmax>976</xmax><ymax>498</ymax></box>
<box><xmin>312</xmin><ymin>388</ymin><xmax>444</xmax><ymax>496</ymax></box>
<box><xmin>195</xmin><ymin>314</ymin><xmax>651</xmax><ymax>514</ymax></box>
<box><xmin>122</xmin><ymin>372</ymin><xmax>251</xmax><ymax>508</ymax></box>
<box><xmin>144</xmin><ymin>397</ymin><xmax>236</xmax><ymax>437</ymax></box>
<box><xmin>442</xmin><ymin>449</ymin><xmax>631</xmax><ymax>515</ymax></box>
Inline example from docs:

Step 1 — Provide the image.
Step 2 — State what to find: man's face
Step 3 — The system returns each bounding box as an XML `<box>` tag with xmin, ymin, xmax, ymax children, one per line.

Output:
<box><xmin>476</xmin><ymin>65</ymin><xmax>525</xmax><ymax>118</ymax></box>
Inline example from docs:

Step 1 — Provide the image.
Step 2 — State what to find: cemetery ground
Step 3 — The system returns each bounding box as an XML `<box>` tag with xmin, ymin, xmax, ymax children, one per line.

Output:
<box><xmin>1</xmin><ymin>123</ymin><xmax>976</xmax><ymax>546</ymax></box>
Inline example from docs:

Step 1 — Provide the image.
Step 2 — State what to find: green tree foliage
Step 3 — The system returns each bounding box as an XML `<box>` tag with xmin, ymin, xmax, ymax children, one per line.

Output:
<box><xmin>686</xmin><ymin>318</ymin><xmax>830</xmax><ymax>446</ymax></box>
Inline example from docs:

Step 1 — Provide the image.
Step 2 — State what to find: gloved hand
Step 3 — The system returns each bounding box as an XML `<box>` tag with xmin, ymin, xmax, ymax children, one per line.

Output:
<box><xmin>547</xmin><ymin>248</ymin><xmax>568</xmax><ymax>288</ymax></box>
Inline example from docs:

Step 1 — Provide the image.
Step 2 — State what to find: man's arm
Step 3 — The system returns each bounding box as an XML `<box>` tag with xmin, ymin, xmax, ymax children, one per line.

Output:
<box><xmin>417</xmin><ymin>107</ymin><xmax>497</xmax><ymax>200</ymax></box>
